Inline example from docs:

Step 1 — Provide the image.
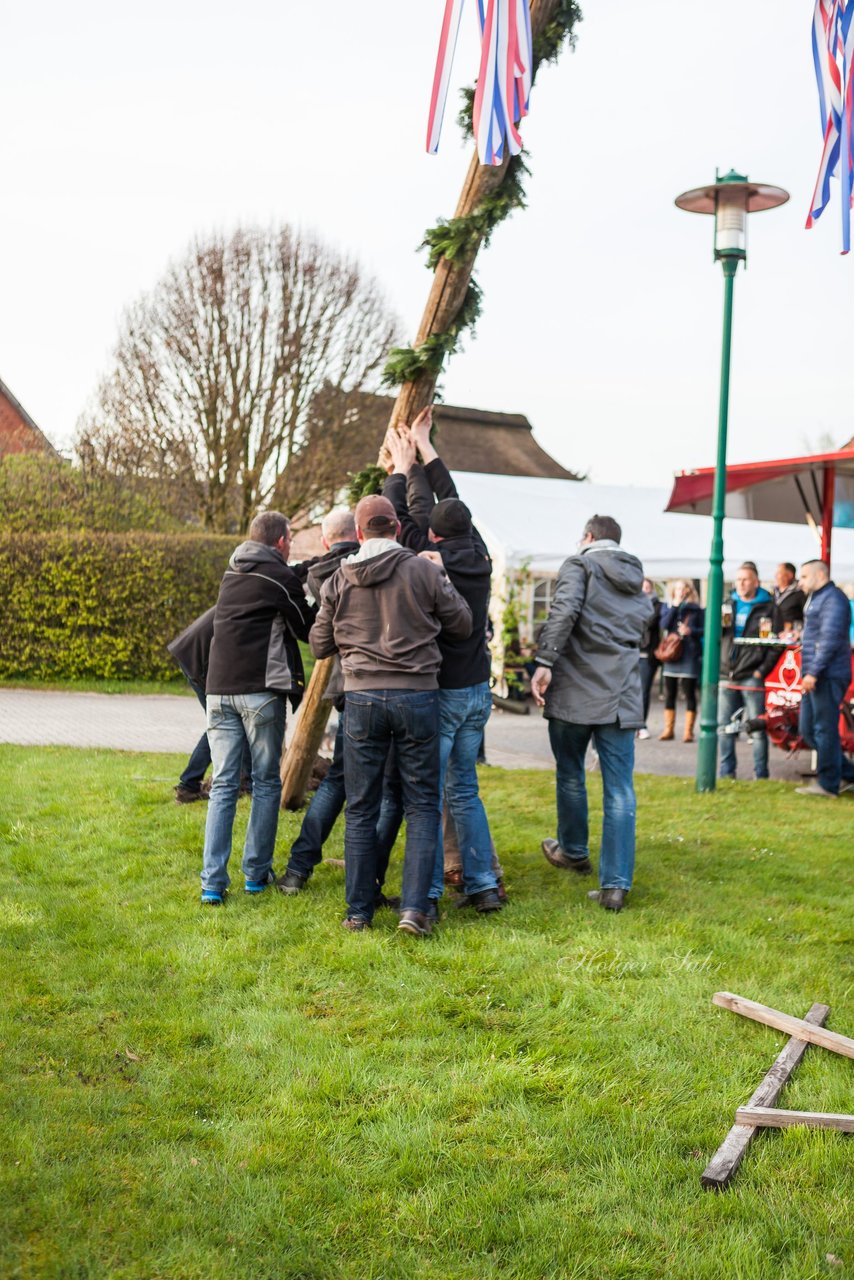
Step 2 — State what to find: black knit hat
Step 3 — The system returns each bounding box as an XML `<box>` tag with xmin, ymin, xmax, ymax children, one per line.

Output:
<box><xmin>429</xmin><ymin>498</ymin><xmax>473</xmax><ymax>539</ymax></box>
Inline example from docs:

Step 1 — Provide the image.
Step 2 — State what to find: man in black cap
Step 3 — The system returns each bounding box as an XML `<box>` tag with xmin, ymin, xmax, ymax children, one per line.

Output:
<box><xmin>384</xmin><ymin>424</ymin><xmax>502</xmax><ymax>916</ymax></box>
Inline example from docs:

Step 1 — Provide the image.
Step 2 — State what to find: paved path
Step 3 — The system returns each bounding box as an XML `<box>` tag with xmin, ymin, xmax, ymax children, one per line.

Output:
<box><xmin>0</xmin><ymin>687</ymin><xmax>806</xmax><ymax>780</ymax></box>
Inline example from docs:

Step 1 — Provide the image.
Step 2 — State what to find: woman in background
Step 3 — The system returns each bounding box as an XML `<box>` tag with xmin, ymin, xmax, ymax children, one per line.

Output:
<box><xmin>658</xmin><ymin>580</ymin><xmax>704</xmax><ymax>743</ymax></box>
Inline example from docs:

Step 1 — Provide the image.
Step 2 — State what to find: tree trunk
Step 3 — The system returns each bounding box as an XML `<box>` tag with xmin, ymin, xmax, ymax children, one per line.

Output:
<box><xmin>281</xmin><ymin>0</ymin><xmax>563</xmax><ymax>808</ymax></box>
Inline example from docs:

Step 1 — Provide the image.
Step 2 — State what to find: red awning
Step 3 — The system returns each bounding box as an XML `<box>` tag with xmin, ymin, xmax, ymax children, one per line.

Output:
<box><xmin>666</xmin><ymin>449</ymin><xmax>854</xmax><ymax>526</ymax></box>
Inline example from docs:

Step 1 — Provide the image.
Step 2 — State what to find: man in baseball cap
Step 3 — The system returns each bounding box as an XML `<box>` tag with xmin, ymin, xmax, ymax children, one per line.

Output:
<box><xmin>310</xmin><ymin>488</ymin><xmax>472</xmax><ymax>936</ymax></box>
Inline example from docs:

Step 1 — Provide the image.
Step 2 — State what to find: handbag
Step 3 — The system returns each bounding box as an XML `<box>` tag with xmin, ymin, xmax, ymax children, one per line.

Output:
<box><xmin>654</xmin><ymin>632</ymin><xmax>683</xmax><ymax>663</ymax></box>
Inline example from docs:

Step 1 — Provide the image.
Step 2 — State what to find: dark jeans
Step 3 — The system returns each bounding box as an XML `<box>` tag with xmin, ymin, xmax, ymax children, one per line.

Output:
<box><xmin>547</xmin><ymin>718</ymin><xmax>637</xmax><ymax>891</ymax></box>
<box><xmin>664</xmin><ymin>675</ymin><xmax>697</xmax><ymax>713</ymax></box>
<box><xmin>180</xmin><ymin>679</ymin><xmax>251</xmax><ymax>792</ymax></box>
<box><xmin>286</xmin><ymin>709</ymin><xmax>403</xmax><ymax>886</ymax></box>
<box><xmin>799</xmin><ymin>674</ymin><xmax>854</xmax><ymax>794</ymax></box>
<box><xmin>343</xmin><ymin>689</ymin><xmax>440</xmax><ymax>921</ymax></box>
<box><xmin>639</xmin><ymin>655</ymin><xmax>659</xmax><ymax>724</ymax></box>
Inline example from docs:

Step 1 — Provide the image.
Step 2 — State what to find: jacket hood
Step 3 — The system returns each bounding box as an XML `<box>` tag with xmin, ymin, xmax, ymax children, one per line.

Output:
<box><xmin>438</xmin><ymin>533</ymin><xmax>491</xmax><ymax>587</ymax></box>
<box><xmin>340</xmin><ymin>543</ymin><xmax>411</xmax><ymax>587</ymax></box>
<box><xmin>228</xmin><ymin>540</ymin><xmax>286</xmax><ymax>573</ymax></box>
<box><xmin>308</xmin><ymin>541</ymin><xmax>360</xmax><ymax>590</ymax></box>
<box><xmin>582</xmin><ymin>541</ymin><xmax>644</xmax><ymax>594</ymax></box>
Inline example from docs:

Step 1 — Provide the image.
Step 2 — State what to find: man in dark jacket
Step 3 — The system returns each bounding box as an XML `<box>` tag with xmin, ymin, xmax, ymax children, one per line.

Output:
<box><xmin>200</xmin><ymin>511</ymin><xmax>315</xmax><ymax>905</ymax></box>
<box><xmin>167</xmin><ymin>607</ymin><xmax>252</xmax><ymax>804</ymax></box>
<box><xmin>774</xmin><ymin>562</ymin><xmax>806</xmax><ymax>630</ymax></box>
<box><xmin>718</xmin><ymin>562</ymin><xmax>780</xmax><ymax>781</ymax></box>
<box><xmin>384</xmin><ymin>422</ymin><xmax>501</xmax><ymax>915</ymax></box>
<box><xmin>310</xmin><ymin>493</ymin><xmax>472</xmax><ymax>935</ymax></box>
<box><xmin>531</xmin><ymin>515</ymin><xmax>653</xmax><ymax>913</ymax></box>
<box><xmin>795</xmin><ymin>559</ymin><xmax>854</xmax><ymax>797</ymax></box>
<box><xmin>277</xmin><ymin>509</ymin><xmax>403</xmax><ymax>897</ymax></box>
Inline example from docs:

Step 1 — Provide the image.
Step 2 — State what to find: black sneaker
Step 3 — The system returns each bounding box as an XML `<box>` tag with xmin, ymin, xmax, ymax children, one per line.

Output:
<box><xmin>277</xmin><ymin>870</ymin><xmax>308</xmax><ymax>895</ymax></box>
<box><xmin>175</xmin><ymin>785</ymin><xmax>204</xmax><ymax>805</ymax></box>
<box><xmin>469</xmin><ymin>888</ymin><xmax>503</xmax><ymax>913</ymax></box>
<box><xmin>374</xmin><ymin>892</ymin><xmax>402</xmax><ymax>911</ymax></box>
<box><xmin>541</xmin><ymin>838</ymin><xmax>592</xmax><ymax>875</ymax></box>
<box><xmin>426</xmin><ymin>898</ymin><xmax>440</xmax><ymax>922</ymax></box>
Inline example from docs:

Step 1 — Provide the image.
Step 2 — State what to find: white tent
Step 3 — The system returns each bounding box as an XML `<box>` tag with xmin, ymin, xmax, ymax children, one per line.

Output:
<box><xmin>451</xmin><ymin>472</ymin><xmax>854</xmax><ymax>583</ymax></box>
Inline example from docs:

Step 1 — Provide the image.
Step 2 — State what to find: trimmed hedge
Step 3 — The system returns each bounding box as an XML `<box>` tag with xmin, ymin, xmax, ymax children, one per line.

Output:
<box><xmin>0</xmin><ymin>532</ymin><xmax>236</xmax><ymax>681</ymax></box>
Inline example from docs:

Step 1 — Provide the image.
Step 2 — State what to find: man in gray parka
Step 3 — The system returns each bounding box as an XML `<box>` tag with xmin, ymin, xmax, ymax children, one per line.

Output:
<box><xmin>530</xmin><ymin>514</ymin><xmax>653</xmax><ymax>912</ymax></box>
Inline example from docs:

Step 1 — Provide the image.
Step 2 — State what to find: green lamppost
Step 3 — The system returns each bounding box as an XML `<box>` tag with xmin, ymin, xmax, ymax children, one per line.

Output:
<box><xmin>675</xmin><ymin>170</ymin><xmax>789</xmax><ymax>793</ymax></box>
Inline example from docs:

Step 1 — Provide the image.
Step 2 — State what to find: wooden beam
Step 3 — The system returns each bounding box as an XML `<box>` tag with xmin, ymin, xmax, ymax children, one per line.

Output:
<box><xmin>713</xmin><ymin>992</ymin><xmax>854</xmax><ymax>1061</ymax></box>
<box><xmin>736</xmin><ymin>1106</ymin><xmax>854</xmax><ymax>1133</ymax></box>
<box><xmin>701</xmin><ymin>1001</ymin><xmax>830</xmax><ymax>1191</ymax></box>
<box><xmin>279</xmin><ymin>656</ymin><xmax>334</xmax><ymax>809</ymax></box>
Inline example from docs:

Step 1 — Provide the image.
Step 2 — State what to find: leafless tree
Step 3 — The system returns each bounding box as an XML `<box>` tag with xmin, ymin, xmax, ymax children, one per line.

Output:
<box><xmin>76</xmin><ymin>227</ymin><xmax>399</xmax><ymax>532</ymax></box>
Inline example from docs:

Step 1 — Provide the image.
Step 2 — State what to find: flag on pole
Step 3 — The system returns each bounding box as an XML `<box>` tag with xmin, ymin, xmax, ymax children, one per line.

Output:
<box><xmin>807</xmin><ymin>0</ymin><xmax>854</xmax><ymax>253</ymax></box>
<box><xmin>427</xmin><ymin>0</ymin><xmax>533</xmax><ymax>166</ymax></box>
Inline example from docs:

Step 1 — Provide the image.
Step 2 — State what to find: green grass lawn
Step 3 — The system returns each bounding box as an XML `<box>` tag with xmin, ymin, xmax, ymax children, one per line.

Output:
<box><xmin>1</xmin><ymin>747</ymin><xmax>853</xmax><ymax>1279</ymax></box>
<box><xmin>0</xmin><ymin>677</ymin><xmax>191</xmax><ymax>697</ymax></box>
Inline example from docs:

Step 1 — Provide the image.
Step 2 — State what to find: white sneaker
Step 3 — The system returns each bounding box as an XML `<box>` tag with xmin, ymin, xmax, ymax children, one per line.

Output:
<box><xmin>637</xmin><ymin>728</ymin><xmax>650</xmax><ymax>740</ymax></box>
<box><xmin>795</xmin><ymin>782</ymin><xmax>837</xmax><ymax>798</ymax></box>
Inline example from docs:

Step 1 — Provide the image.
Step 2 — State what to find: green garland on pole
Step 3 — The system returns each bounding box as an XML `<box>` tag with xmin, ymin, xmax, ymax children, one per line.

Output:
<box><xmin>380</xmin><ymin>2</ymin><xmax>581</xmax><ymax>389</ymax></box>
<box><xmin>421</xmin><ymin>156</ymin><xmax>529</xmax><ymax>271</ymax></box>
<box><xmin>381</xmin><ymin>281</ymin><xmax>482</xmax><ymax>388</ymax></box>
<box><xmin>346</xmin><ymin>464</ymin><xmax>388</xmax><ymax>504</ymax></box>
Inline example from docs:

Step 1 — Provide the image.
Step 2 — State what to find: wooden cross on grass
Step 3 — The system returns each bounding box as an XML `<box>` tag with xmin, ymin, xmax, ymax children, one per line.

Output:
<box><xmin>702</xmin><ymin>992</ymin><xmax>854</xmax><ymax>1190</ymax></box>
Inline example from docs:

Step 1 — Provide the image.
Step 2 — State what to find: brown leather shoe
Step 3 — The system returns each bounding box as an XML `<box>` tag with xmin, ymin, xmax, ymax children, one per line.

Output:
<box><xmin>587</xmin><ymin>888</ymin><xmax>627</xmax><ymax>912</ymax></box>
<box><xmin>397</xmin><ymin>910</ymin><xmax>433</xmax><ymax>937</ymax></box>
<box><xmin>541</xmin><ymin>839</ymin><xmax>592</xmax><ymax>875</ymax></box>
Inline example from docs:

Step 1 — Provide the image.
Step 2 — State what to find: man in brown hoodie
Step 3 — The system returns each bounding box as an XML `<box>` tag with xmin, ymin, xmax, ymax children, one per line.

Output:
<box><xmin>310</xmin><ymin>493</ymin><xmax>472</xmax><ymax>935</ymax></box>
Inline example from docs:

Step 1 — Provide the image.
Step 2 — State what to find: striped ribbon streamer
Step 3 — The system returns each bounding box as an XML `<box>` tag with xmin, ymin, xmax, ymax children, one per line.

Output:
<box><xmin>807</xmin><ymin>0</ymin><xmax>854</xmax><ymax>252</ymax></box>
<box><xmin>426</xmin><ymin>0</ymin><xmax>533</xmax><ymax>166</ymax></box>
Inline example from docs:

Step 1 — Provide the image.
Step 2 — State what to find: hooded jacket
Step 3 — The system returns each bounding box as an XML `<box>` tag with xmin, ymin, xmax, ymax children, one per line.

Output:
<box><xmin>534</xmin><ymin>540</ymin><xmax>654</xmax><ymax>728</ymax></box>
<box><xmin>384</xmin><ymin>457</ymin><xmax>492</xmax><ymax>688</ymax></box>
<box><xmin>309</xmin><ymin>539</ymin><xmax>472</xmax><ymax>691</ymax></box>
<box><xmin>306</xmin><ymin>539</ymin><xmax>360</xmax><ymax>706</ymax></box>
<box><xmin>206</xmin><ymin>541</ymin><xmax>315</xmax><ymax>697</ymax></box>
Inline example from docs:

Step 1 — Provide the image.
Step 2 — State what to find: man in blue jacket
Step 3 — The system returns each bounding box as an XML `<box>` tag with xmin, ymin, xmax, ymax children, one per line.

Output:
<box><xmin>796</xmin><ymin>559</ymin><xmax>854</xmax><ymax>798</ymax></box>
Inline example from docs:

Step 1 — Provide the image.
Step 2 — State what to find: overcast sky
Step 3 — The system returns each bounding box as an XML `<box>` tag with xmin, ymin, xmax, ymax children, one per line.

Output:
<box><xmin>2</xmin><ymin>1</ymin><xmax>851</xmax><ymax>487</ymax></box>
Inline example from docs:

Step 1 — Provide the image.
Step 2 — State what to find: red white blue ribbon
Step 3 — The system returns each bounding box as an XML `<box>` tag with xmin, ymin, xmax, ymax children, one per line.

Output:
<box><xmin>807</xmin><ymin>0</ymin><xmax>854</xmax><ymax>252</ymax></box>
<box><xmin>427</xmin><ymin>0</ymin><xmax>533</xmax><ymax>167</ymax></box>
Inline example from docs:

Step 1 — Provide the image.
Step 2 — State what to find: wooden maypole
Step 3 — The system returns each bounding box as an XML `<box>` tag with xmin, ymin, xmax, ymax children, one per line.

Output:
<box><xmin>281</xmin><ymin>0</ymin><xmax>578</xmax><ymax>808</ymax></box>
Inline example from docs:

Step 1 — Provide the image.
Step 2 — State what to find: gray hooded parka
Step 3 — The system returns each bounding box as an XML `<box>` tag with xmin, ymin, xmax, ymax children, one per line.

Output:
<box><xmin>533</xmin><ymin>540</ymin><xmax>654</xmax><ymax>728</ymax></box>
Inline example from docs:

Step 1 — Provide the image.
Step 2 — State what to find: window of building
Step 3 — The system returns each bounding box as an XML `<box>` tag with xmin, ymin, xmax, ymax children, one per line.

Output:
<box><xmin>531</xmin><ymin>577</ymin><xmax>555</xmax><ymax>627</ymax></box>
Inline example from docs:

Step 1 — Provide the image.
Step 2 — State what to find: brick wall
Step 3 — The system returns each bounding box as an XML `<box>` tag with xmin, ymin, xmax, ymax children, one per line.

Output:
<box><xmin>0</xmin><ymin>388</ymin><xmax>53</xmax><ymax>456</ymax></box>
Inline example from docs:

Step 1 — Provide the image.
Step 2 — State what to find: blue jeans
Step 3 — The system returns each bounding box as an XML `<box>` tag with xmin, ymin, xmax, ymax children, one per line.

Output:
<box><xmin>343</xmin><ymin>690</ymin><xmax>440</xmax><ymax>921</ymax></box>
<box><xmin>180</xmin><ymin>679</ymin><xmax>251</xmax><ymax>792</ymax></box>
<box><xmin>430</xmin><ymin>682</ymin><xmax>496</xmax><ymax>899</ymax></box>
<box><xmin>286</xmin><ymin>710</ymin><xmax>404</xmax><ymax>886</ymax></box>
<box><xmin>201</xmin><ymin>692</ymin><xmax>285</xmax><ymax>893</ymax></box>
<box><xmin>799</xmin><ymin>674</ymin><xmax>854</xmax><ymax>794</ymax></box>
<box><xmin>718</xmin><ymin>677</ymin><xmax>767</xmax><ymax>779</ymax></box>
<box><xmin>547</xmin><ymin>718</ymin><xmax>637</xmax><ymax>891</ymax></box>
